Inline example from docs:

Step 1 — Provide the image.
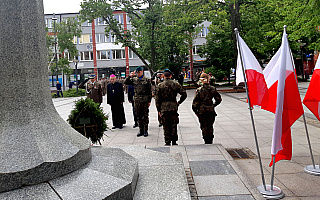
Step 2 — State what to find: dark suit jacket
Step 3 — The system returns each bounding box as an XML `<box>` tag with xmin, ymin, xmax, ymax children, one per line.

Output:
<box><xmin>107</xmin><ymin>82</ymin><xmax>124</xmax><ymax>105</ymax></box>
<box><xmin>128</xmin><ymin>85</ymin><xmax>135</xmax><ymax>103</ymax></box>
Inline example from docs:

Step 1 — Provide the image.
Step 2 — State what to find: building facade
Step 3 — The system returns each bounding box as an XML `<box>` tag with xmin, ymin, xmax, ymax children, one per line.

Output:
<box><xmin>45</xmin><ymin>12</ymin><xmax>209</xmax><ymax>86</ymax></box>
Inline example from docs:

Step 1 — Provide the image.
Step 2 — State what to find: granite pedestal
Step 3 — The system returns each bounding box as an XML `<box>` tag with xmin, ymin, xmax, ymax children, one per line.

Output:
<box><xmin>0</xmin><ymin>0</ymin><xmax>91</xmax><ymax>192</ymax></box>
<box><xmin>0</xmin><ymin>147</ymin><xmax>139</xmax><ymax>200</ymax></box>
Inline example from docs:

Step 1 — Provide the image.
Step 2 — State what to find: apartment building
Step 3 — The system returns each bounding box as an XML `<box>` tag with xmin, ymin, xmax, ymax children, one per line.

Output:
<box><xmin>45</xmin><ymin>12</ymin><xmax>209</xmax><ymax>86</ymax></box>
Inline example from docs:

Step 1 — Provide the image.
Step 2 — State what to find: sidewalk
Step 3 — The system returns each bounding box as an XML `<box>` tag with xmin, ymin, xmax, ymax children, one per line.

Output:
<box><xmin>53</xmin><ymin>82</ymin><xmax>320</xmax><ymax>199</ymax></box>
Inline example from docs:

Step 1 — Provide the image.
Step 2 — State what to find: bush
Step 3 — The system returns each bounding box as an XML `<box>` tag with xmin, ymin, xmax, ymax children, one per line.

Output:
<box><xmin>64</xmin><ymin>88</ymin><xmax>86</xmax><ymax>97</ymax></box>
<box><xmin>67</xmin><ymin>98</ymin><xmax>108</xmax><ymax>144</ymax></box>
<box><xmin>52</xmin><ymin>88</ymin><xmax>86</xmax><ymax>98</ymax></box>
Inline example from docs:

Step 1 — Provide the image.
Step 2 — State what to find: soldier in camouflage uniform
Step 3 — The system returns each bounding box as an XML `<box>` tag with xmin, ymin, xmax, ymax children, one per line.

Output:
<box><xmin>79</xmin><ymin>74</ymin><xmax>103</xmax><ymax>105</ymax></box>
<box><xmin>192</xmin><ymin>73</ymin><xmax>222</xmax><ymax>144</ymax></box>
<box><xmin>124</xmin><ymin>67</ymin><xmax>152</xmax><ymax>137</ymax></box>
<box><xmin>155</xmin><ymin>69</ymin><xmax>187</xmax><ymax>146</ymax></box>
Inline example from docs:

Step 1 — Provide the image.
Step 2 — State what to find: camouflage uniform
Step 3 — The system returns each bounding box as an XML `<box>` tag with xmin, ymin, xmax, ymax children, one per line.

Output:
<box><xmin>79</xmin><ymin>79</ymin><xmax>103</xmax><ymax>104</ymax></box>
<box><xmin>155</xmin><ymin>79</ymin><xmax>187</xmax><ymax>145</ymax></box>
<box><xmin>192</xmin><ymin>83</ymin><xmax>222</xmax><ymax>144</ymax></box>
<box><xmin>124</xmin><ymin>75</ymin><xmax>152</xmax><ymax>135</ymax></box>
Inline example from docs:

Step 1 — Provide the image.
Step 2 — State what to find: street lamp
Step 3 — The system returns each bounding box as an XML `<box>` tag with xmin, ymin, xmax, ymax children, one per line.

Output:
<box><xmin>73</xmin><ymin>59</ymin><xmax>79</xmax><ymax>92</ymax></box>
<box><xmin>52</xmin><ymin>13</ymin><xmax>58</xmax><ymax>87</ymax></box>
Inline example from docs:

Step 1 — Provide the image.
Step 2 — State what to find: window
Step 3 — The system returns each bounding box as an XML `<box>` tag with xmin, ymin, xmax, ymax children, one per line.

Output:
<box><xmin>85</xmin><ymin>20</ymin><xmax>92</xmax><ymax>26</ymax></box>
<box><xmin>106</xmin><ymin>34</ymin><xmax>111</xmax><ymax>42</ymax></box>
<box><xmin>100</xmin><ymin>34</ymin><xmax>105</xmax><ymax>43</ymax></box>
<box><xmin>90</xmin><ymin>52</ymin><xmax>94</xmax><ymax>60</ymax></box>
<box><xmin>97</xmin><ymin>51</ymin><xmax>101</xmax><ymax>60</ymax></box>
<box><xmin>100</xmin><ymin>51</ymin><xmax>110</xmax><ymax>60</ymax></box>
<box><xmin>89</xmin><ymin>35</ymin><xmax>93</xmax><ymax>43</ymax></box>
<box><xmin>114</xmin><ymin>14</ymin><xmax>123</xmax><ymax>24</ymax></box>
<box><xmin>82</xmin><ymin>34</ymin><xmax>91</xmax><ymax>43</ymax></box>
<box><xmin>121</xmin><ymin>50</ymin><xmax>126</xmax><ymax>59</ymax></box>
<box><xmin>133</xmin><ymin>52</ymin><xmax>138</xmax><ymax>58</ymax></box>
<box><xmin>46</xmin><ymin>18</ymin><xmax>52</xmax><ymax>28</ymax></box>
<box><xmin>116</xmin><ymin>50</ymin><xmax>122</xmax><ymax>59</ymax></box>
<box><xmin>112</xmin><ymin>50</ymin><xmax>122</xmax><ymax>60</ymax></box>
<box><xmin>84</xmin><ymin>52</ymin><xmax>90</xmax><ymax>60</ymax></box>
<box><xmin>73</xmin><ymin>36</ymin><xmax>77</xmax><ymax>44</ymax></box>
<box><xmin>126</xmin><ymin>15</ymin><xmax>131</xmax><ymax>24</ymax></box>
<box><xmin>96</xmin><ymin>34</ymin><xmax>109</xmax><ymax>43</ymax></box>
<box><xmin>193</xmin><ymin>45</ymin><xmax>204</xmax><ymax>55</ymax></box>
<box><xmin>111</xmin><ymin>35</ymin><xmax>116</xmax><ymax>43</ymax></box>
<box><xmin>96</xmin><ymin>34</ymin><xmax>100</xmax><ymax>43</ymax></box>
<box><xmin>80</xmin><ymin>51</ymin><xmax>93</xmax><ymax>61</ymax></box>
<box><xmin>78</xmin><ymin>36</ymin><xmax>83</xmax><ymax>44</ymax></box>
<box><xmin>199</xmin><ymin>27</ymin><xmax>208</xmax><ymax>37</ymax></box>
<box><xmin>97</xmin><ymin>18</ymin><xmax>105</xmax><ymax>25</ymax></box>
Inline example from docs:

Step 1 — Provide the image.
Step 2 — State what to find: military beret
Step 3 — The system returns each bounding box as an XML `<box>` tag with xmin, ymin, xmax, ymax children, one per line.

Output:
<box><xmin>88</xmin><ymin>74</ymin><xmax>96</xmax><ymax>79</ymax></box>
<box><xmin>136</xmin><ymin>66</ymin><xmax>143</xmax><ymax>72</ymax></box>
<box><xmin>163</xmin><ymin>69</ymin><xmax>172</xmax><ymax>74</ymax></box>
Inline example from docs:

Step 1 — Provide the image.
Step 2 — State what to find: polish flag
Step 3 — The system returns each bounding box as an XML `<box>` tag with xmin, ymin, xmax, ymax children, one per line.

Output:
<box><xmin>303</xmin><ymin>58</ymin><xmax>320</xmax><ymax>121</ymax></box>
<box><xmin>263</xmin><ymin>28</ymin><xmax>304</xmax><ymax>166</ymax></box>
<box><xmin>236</xmin><ymin>33</ymin><xmax>269</xmax><ymax>108</ymax></box>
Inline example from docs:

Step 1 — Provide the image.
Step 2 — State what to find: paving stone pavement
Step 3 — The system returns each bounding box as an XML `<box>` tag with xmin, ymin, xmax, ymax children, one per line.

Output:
<box><xmin>54</xmin><ymin>81</ymin><xmax>320</xmax><ymax>200</ymax></box>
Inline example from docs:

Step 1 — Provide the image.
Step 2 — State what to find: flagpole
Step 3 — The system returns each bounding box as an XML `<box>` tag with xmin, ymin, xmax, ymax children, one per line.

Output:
<box><xmin>235</xmin><ymin>28</ymin><xmax>285</xmax><ymax>199</ymax></box>
<box><xmin>234</xmin><ymin>28</ymin><xmax>267</xmax><ymax>191</ymax></box>
<box><xmin>270</xmin><ymin>156</ymin><xmax>276</xmax><ymax>191</ymax></box>
<box><xmin>285</xmin><ymin>26</ymin><xmax>320</xmax><ymax>174</ymax></box>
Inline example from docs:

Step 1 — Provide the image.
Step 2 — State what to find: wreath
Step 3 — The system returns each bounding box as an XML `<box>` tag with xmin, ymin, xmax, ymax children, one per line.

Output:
<box><xmin>67</xmin><ymin>98</ymin><xmax>108</xmax><ymax>144</ymax></box>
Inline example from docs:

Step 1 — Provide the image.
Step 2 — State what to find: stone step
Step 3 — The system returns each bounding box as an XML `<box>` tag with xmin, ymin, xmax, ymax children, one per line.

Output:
<box><xmin>115</xmin><ymin>145</ymin><xmax>191</xmax><ymax>200</ymax></box>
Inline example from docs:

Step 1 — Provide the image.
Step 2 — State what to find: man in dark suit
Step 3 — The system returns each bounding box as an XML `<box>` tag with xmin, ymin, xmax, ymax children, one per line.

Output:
<box><xmin>128</xmin><ymin>84</ymin><xmax>138</xmax><ymax>128</ymax></box>
<box><xmin>107</xmin><ymin>74</ymin><xmax>126</xmax><ymax>129</ymax></box>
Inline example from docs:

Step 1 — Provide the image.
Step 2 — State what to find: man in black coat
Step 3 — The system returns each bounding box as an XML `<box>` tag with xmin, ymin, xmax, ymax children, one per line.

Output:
<box><xmin>107</xmin><ymin>74</ymin><xmax>126</xmax><ymax>129</ymax></box>
<box><xmin>128</xmin><ymin>84</ymin><xmax>138</xmax><ymax>128</ymax></box>
<box><xmin>56</xmin><ymin>81</ymin><xmax>63</xmax><ymax>97</ymax></box>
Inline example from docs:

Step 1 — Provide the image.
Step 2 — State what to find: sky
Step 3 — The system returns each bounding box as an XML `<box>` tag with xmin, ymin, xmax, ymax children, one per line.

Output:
<box><xmin>43</xmin><ymin>0</ymin><xmax>84</xmax><ymax>14</ymax></box>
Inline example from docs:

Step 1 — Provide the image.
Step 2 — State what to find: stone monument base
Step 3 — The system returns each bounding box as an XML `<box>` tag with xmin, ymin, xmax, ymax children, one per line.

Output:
<box><xmin>0</xmin><ymin>147</ymin><xmax>138</xmax><ymax>200</ymax></box>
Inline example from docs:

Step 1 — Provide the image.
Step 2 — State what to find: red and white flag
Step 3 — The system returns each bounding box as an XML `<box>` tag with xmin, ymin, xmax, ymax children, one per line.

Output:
<box><xmin>263</xmin><ymin>28</ymin><xmax>304</xmax><ymax>166</ymax></box>
<box><xmin>303</xmin><ymin>58</ymin><xmax>320</xmax><ymax>121</ymax></box>
<box><xmin>236</xmin><ymin>33</ymin><xmax>269</xmax><ymax>108</ymax></box>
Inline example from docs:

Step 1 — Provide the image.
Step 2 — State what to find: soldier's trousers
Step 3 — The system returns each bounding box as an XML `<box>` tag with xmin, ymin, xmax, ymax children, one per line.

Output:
<box><xmin>162</xmin><ymin>111</ymin><xmax>179</xmax><ymax>143</ymax></box>
<box><xmin>198</xmin><ymin>113</ymin><xmax>216</xmax><ymax>144</ymax></box>
<box><xmin>134</xmin><ymin>100</ymin><xmax>149</xmax><ymax>132</ymax></box>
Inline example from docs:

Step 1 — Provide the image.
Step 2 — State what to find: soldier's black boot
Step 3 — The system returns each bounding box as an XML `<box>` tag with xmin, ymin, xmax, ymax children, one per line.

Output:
<box><xmin>165</xmin><ymin>141</ymin><xmax>171</xmax><ymax>146</ymax></box>
<box><xmin>172</xmin><ymin>141</ymin><xmax>178</xmax><ymax>145</ymax></box>
<box><xmin>137</xmin><ymin>129</ymin><xmax>144</xmax><ymax>137</ymax></box>
<box><xmin>144</xmin><ymin>130</ymin><xmax>148</xmax><ymax>137</ymax></box>
<box><xmin>204</xmin><ymin>139</ymin><xmax>213</xmax><ymax>144</ymax></box>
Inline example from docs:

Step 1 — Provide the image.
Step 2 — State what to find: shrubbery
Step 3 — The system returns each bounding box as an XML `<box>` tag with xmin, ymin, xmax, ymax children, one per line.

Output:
<box><xmin>52</xmin><ymin>88</ymin><xmax>86</xmax><ymax>98</ymax></box>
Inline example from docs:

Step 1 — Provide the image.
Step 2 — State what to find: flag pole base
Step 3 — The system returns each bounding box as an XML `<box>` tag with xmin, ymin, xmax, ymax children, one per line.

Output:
<box><xmin>304</xmin><ymin>165</ymin><xmax>320</xmax><ymax>176</ymax></box>
<box><xmin>257</xmin><ymin>185</ymin><xmax>285</xmax><ymax>199</ymax></box>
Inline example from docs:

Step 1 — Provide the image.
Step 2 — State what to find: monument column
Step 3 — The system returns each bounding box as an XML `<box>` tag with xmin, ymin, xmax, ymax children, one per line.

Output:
<box><xmin>0</xmin><ymin>0</ymin><xmax>92</xmax><ymax>192</ymax></box>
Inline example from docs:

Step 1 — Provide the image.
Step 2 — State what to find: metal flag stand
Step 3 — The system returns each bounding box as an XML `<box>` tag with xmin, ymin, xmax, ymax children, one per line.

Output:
<box><xmin>234</xmin><ymin>28</ymin><xmax>284</xmax><ymax>199</ymax></box>
<box><xmin>285</xmin><ymin>25</ymin><xmax>320</xmax><ymax>175</ymax></box>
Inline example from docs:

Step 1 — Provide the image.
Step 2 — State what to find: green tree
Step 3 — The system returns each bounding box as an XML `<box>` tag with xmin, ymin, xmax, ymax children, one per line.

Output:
<box><xmin>80</xmin><ymin>0</ymin><xmax>163</xmax><ymax>74</ymax></box>
<box><xmin>80</xmin><ymin>0</ymin><xmax>206</xmax><ymax>76</ymax></box>
<box><xmin>240</xmin><ymin>0</ymin><xmax>320</xmax><ymax>60</ymax></box>
<box><xmin>47</xmin><ymin>17</ymin><xmax>82</xmax><ymax>78</ymax></box>
<box><xmin>163</xmin><ymin>0</ymin><xmax>208</xmax><ymax>78</ymax></box>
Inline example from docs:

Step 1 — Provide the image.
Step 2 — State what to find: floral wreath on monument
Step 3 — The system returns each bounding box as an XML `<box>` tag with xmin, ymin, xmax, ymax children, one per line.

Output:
<box><xmin>67</xmin><ymin>98</ymin><xmax>108</xmax><ymax>145</ymax></box>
